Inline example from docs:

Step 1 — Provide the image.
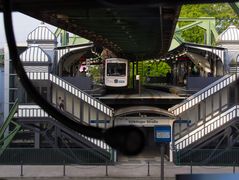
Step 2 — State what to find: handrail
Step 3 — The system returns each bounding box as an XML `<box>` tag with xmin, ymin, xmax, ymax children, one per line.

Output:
<box><xmin>15</xmin><ymin>104</ymin><xmax>91</xmax><ymax>126</ymax></box>
<box><xmin>169</xmin><ymin>74</ymin><xmax>237</xmax><ymax>116</ymax></box>
<box><xmin>15</xmin><ymin>104</ymin><xmax>111</xmax><ymax>151</ymax></box>
<box><xmin>175</xmin><ymin>105</ymin><xmax>239</xmax><ymax>150</ymax></box>
<box><xmin>26</xmin><ymin>72</ymin><xmax>113</xmax><ymax>117</ymax></box>
<box><xmin>15</xmin><ymin>104</ymin><xmax>49</xmax><ymax>118</ymax></box>
<box><xmin>82</xmin><ymin>135</ymin><xmax>111</xmax><ymax>152</ymax></box>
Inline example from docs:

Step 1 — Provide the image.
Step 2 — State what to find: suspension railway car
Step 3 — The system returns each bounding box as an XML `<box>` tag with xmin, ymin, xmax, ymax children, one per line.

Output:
<box><xmin>104</xmin><ymin>58</ymin><xmax>129</xmax><ymax>87</ymax></box>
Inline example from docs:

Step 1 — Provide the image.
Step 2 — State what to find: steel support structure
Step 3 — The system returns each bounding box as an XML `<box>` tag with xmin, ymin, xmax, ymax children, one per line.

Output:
<box><xmin>172</xmin><ymin>17</ymin><xmax>219</xmax><ymax>48</ymax></box>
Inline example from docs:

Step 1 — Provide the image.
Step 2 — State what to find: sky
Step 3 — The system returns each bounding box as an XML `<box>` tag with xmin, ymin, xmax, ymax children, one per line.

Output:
<box><xmin>0</xmin><ymin>12</ymin><xmax>56</xmax><ymax>48</ymax></box>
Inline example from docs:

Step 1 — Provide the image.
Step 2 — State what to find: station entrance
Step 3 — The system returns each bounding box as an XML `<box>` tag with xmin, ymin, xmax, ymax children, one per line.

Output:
<box><xmin>114</xmin><ymin>106</ymin><xmax>174</xmax><ymax>161</ymax></box>
<box><xmin>117</xmin><ymin>127</ymin><xmax>171</xmax><ymax>162</ymax></box>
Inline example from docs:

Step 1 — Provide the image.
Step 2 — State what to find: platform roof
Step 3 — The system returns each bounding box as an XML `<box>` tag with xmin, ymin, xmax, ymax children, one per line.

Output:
<box><xmin>20</xmin><ymin>46</ymin><xmax>50</xmax><ymax>62</ymax></box>
<box><xmin>27</xmin><ymin>23</ymin><xmax>57</xmax><ymax>44</ymax></box>
<box><xmin>218</xmin><ymin>25</ymin><xmax>239</xmax><ymax>43</ymax></box>
<box><xmin>0</xmin><ymin>0</ymin><xmax>238</xmax><ymax>60</ymax></box>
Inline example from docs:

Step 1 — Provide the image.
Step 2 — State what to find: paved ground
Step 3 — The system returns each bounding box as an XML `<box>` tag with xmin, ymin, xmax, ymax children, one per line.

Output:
<box><xmin>0</xmin><ymin>161</ymin><xmax>237</xmax><ymax>179</ymax></box>
<box><xmin>0</xmin><ymin>178</ymin><xmax>175</xmax><ymax>180</ymax></box>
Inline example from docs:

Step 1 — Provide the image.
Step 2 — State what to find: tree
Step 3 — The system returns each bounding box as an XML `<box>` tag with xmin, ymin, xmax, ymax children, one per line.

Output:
<box><xmin>143</xmin><ymin>61</ymin><xmax>171</xmax><ymax>77</ymax></box>
<box><xmin>179</xmin><ymin>3</ymin><xmax>238</xmax><ymax>44</ymax></box>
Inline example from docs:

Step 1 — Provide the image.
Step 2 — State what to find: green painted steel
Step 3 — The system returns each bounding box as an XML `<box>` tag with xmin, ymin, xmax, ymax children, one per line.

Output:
<box><xmin>0</xmin><ymin>148</ymin><xmax>114</xmax><ymax>165</ymax></box>
<box><xmin>54</xmin><ymin>28</ymin><xmax>89</xmax><ymax>46</ymax></box>
<box><xmin>0</xmin><ymin>122</ymin><xmax>20</xmax><ymax>156</ymax></box>
<box><xmin>229</xmin><ymin>2</ymin><xmax>239</xmax><ymax>15</ymax></box>
<box><xmin>0</xmin><ymin>100</ymin><xmax>20</xmax><ymax>156</ymax></box>
<box><xmin>0</xmin><ymin>100</ymin><xmax>18</xmax><ymax>138</ymax></box>
<box><xmin>170</xmin><ymin>17</ymin><xmax>218</xmax><ymax>50</ymax></box>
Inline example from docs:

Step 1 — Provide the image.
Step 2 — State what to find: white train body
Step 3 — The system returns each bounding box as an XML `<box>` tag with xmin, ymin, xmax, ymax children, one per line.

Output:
<box><xmin>105</xmin><ymin>58</ymin><xmax>128</xmax><ymax>87</ymax></box>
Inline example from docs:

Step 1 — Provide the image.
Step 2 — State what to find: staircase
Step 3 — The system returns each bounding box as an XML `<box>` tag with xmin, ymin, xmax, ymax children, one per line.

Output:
<box><xmin>15</xmin><ymin>104</ymin><xmax>111</xmax><ymax>151</ymax></box>
<box><xmin>169</xmin><ymin>73</ymin><xmax>239</xmax><ymax>165</ymax></box>
<box><xmin>169</xmin><ymin>74</ymin><xmax>237</xmax><ymax>116</ymax></box>
<box><xmin>14</xmin><ymin>104</ymin><xmax>113</xmax><ymax>163</ymax></box>
<box><xmin>12</xmin><ymin>73</ymin><xmax>115</xmax><ymax>163</ymax></box>
<box><xmin>26</xmin><ymin>72</ymin><xmax>113</xmax><ymax>127</ymax></box>
<box><xmin>174</xmin><ymin>105</ymin><xmax>239</xmax><ymax>150</ymax></box>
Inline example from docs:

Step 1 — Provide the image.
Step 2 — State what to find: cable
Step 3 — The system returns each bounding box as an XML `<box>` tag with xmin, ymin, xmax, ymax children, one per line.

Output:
<box><xmin>2</xmin><ymin>0</ymin><xmax>145</xmax><ymax>156</ymax></box>
<box><xmin>2</xmin><ymin>0</ymin><xmax>103</xmax><ymax>140</ymax></box>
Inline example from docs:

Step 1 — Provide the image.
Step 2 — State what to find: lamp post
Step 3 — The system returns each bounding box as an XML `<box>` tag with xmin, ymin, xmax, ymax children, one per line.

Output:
<box><xmin>171</xmin><ymin>120</ymin><xmax>191</xmax><ymax>163</ymax></box>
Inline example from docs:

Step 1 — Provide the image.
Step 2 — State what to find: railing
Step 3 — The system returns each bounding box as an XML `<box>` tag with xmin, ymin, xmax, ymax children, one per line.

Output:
<box><xmin>169</xmin><ymin>74</ymin><xmax>237</xmax><ymax>116</ymax></box>
<box><xmin>15</xmin><ymin>105</ymin><xmax>49</xmax><ymax>118</ymax></box>
<box><xmin>82</xmin><ymin>135</ymin><xmax>111</xmax><ymax>152</ymax></box>
<box><xmin>175</xmin><ymin>105</ymin><xmax>239</xmax><ymax>150</ymax></box>
<box><xmin>0</xmin><ymin>148</ymin><xmax>113</xmax><ymax>165</ymax></box>
<box><xmin>175</xmin><ymin>149</ymin><xmax>239</xmax><ymax>166</ymax></box>
<box><xmin>26</xmin><ymin>72</ymin><xmax>113</xmax><ymax>117</ymax></box>
<box><xmin>15</xmin><ymin>105</ymin><xmax>111</xmax><ymax>152</ymax></box>
<box><xmin>230</xmin><ymin>66</ymin><xmax>239</xmax><ymax>74</ymax></box>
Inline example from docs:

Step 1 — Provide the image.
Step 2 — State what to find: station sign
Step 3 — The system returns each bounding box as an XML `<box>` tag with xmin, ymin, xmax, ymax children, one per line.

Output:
<box><xmin>115</xmin><ymin>118</ymin><xmax>174</xmax><ymax>127</ymax></box>
<box><xmin>154</xmin><ymin>125</ymin><xmax>171</xmax><ymax>143</ymax></box>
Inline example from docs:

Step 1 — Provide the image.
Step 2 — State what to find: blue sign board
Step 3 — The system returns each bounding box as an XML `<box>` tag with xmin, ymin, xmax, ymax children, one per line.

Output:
<box><xmin>154</xmin><ymin>125</ymin><xmax>171</xmax><ymax>143</ymax></box>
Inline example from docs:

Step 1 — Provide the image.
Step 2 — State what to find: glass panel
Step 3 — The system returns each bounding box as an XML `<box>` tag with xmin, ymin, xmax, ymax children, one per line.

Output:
<box><xmin>107</xmin><ymin>63</ymin><xmax>126</xmax><ymax>76</ymax></box>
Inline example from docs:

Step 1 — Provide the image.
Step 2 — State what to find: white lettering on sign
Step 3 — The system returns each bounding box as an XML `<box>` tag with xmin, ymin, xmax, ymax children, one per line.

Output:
<box><xmin>115</xmin><ymin>118</ymin><xmax>174</xmax><ymax>127</ymax></box>
<box><xmin>156</xmin><ymin>131</ymin><xmax>170</xmax><ymax>139</ymax></box>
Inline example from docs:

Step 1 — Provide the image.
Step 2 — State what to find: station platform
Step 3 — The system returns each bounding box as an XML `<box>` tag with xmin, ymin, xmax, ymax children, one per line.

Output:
<box><xmin>143</xmin><ymin>83</ymin><xmax>193</xmax><ymax>97</ymax></box>
<box><xmin>98</xmin><ymin>88</ymin><xmax>185</xmax><ymax>108</ymax></box>
<box><xmin>100</xmin><ymin>88</ymin><xmax>185</xmax><ymax>100</ymax></box>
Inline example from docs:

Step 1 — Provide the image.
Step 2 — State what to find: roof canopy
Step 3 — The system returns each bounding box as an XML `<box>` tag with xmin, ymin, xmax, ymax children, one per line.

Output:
<box><xmin>27</xmin><ymin>23</ymin><xmax>57</xmax><ymax>43</ymax></box>
<box><xmin>20</xmin><ymin>46</ymin><xmax>49</xmax><ymax>62</ymax></box>
<box><xmin>0</xmin><ymin>0</ymin><xmax>238</xmax><ymax>60</ymax></box>
<box><xmin>218</xmin><ymin>25</ymin><xmax>239</xmax><ymax>43</ymax></box>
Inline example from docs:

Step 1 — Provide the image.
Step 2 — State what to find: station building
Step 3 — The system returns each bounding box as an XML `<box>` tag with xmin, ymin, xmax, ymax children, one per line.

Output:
<box><xmin>2</xmin><ymin>23</ymin><xmax>239</xmax><ymax>164</ymax></box>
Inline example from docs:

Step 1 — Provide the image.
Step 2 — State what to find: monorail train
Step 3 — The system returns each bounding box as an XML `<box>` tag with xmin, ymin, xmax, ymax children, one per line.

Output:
<box><xmin>104</xmin><ymin>58</ymin><xmax>128</xmax><ymax>87</ymax></box>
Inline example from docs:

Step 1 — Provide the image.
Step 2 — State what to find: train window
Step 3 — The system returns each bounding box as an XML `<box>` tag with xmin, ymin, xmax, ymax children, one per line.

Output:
<box><xmin>107</xmin><ymin>63</ymin><xmax>126</xmax><ymax>76</ymax></box>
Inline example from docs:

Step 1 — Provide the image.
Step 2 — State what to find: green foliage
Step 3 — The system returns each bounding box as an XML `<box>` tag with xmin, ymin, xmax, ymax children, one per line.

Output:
<box><xmin>180</xmin><ymin>26</ymin><xmax>205</xmax><ymax>44</ymax></box>
<box><xmin>89</xmin><ymin>65</ymin><xmax>102</xmax><ymax>83</ymax></box>
<box><xmin>143</xmin><ymin>61</ymin><xmax>171</xmax><ymax>77</ymax></box>
<box><xmin>179</xmin><ymin>3</ymin><xmax>239</xmax><ymax>44</ymax></box>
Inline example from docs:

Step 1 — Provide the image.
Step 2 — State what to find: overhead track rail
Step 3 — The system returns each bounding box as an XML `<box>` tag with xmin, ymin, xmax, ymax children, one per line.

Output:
<box><xmin>0</xmin><ymin>0</ymin><xmax>237</xmax><ymax>59</ymax></box>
